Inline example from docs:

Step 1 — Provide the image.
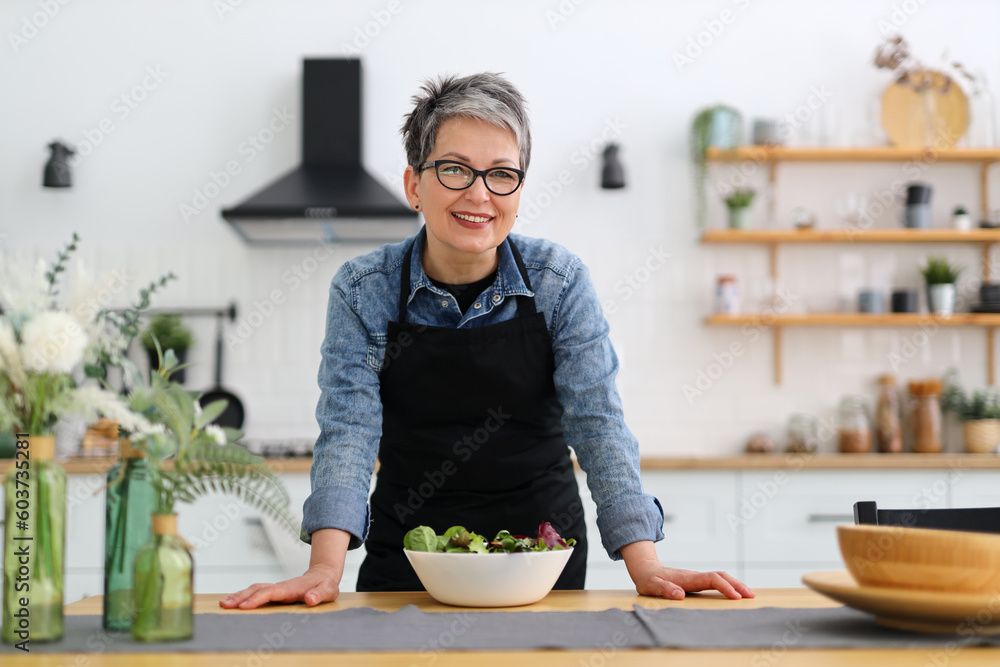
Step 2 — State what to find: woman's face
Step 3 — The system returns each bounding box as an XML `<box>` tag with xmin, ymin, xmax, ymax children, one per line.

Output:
<box><xmin>404</xmin><ymin>116</ymin><xmax>523</xmax><ymax>272</ymax></box>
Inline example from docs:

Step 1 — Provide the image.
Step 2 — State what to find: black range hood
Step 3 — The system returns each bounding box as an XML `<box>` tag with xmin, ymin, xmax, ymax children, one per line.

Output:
<box><xmin>222</xmin><ymin>58</ymin><xmax>418</xmax><ymax>244</ymax></box>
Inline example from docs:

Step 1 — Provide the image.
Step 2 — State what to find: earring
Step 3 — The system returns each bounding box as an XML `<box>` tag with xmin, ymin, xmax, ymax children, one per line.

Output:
<box><xmin>414</xmin><ymin>204</ymin><xmax>421</xmax><ymax>210</ymax></box>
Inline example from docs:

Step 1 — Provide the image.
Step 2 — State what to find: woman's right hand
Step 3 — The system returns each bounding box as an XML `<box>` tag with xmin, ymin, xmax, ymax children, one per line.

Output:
<box><xmin>219</xmin><ymin>563</ymin><xmax>342</xmax><ymax>609</ymax></box>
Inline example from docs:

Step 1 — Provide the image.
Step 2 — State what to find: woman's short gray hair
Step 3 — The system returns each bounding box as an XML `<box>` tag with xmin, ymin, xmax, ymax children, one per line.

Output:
<box><xmin>401</xmin><ymin>72</ymin><xmax>531</xmax><ymax>173</ymax></box>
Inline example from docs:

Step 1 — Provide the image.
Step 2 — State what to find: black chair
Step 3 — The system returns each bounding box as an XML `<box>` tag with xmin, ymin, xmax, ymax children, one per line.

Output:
<box><xmin>853</xmin><ymin>501</ymin><xmax>1000</xmax><ymax>534</ymax></box>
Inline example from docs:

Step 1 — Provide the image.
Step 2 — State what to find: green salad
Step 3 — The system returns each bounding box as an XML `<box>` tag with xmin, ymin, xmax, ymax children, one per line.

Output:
<box><xmin>404</xmin><ymin>521</ymin><xmax>576</xmax><ymax>554</ymax></box>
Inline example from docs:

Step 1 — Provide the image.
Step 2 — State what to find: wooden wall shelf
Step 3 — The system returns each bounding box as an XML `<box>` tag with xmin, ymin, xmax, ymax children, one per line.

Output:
<box><xmin>706</xmin><ymin>313</ymin><xmax>1000</xmax><ymax>327</ymax></box>
<box><xmin>705</xmin><ymin>313</ymin><xmax>1000</xmax><ymax>386</ymax></box>
<box><xmin>703</xmin><ymin>229</ymin><xmax>1000</xmax><ymax>244</ymax></box>
<box><xmin>702</xmin><ymin>228</ymin><xmax>999</xmax><ymax>282</ymax></box>
<box><xmin>706</xmin><ymin>146</ymin><xmax>1000</xmax><ymax>163</ymax></box>
<box><xmin>701</xmin><ymin>145</ymin><xmax>1000</xmax><ymax>387</ymax></box>
<box><xmin>705</xmin><ymin>145</ymin><xmax>1000</xmax><ymax>222</ymax></box>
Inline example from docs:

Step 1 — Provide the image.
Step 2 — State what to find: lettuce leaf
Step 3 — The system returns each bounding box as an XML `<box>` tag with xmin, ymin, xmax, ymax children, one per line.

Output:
<box><xmin>537</xmin><ymin>521</ymin><xmax>568</xmax><ymax>550</ymax></box>
<box><xmin>404</xmin><ymin>526</ymin><xmax>438</xmax><ymax>552</ymax></box>
<box><xmin>403</xmin><ymin>523</ymin><xmax>574</xmax><ymax>553</ymax></box>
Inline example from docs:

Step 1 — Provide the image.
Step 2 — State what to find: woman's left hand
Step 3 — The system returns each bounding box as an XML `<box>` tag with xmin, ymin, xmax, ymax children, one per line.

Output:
<box><xmin>620</xmin><ymin>541</ymin><xmax>754</xmax><ymax>600</ymax></box>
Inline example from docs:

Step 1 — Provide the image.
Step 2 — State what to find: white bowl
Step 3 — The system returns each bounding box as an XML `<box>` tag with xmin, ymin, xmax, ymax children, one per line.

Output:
<box><xmin>403</xmin><ymin>548</ymin><xmax>573</xmax><ymax>607</ymax></box>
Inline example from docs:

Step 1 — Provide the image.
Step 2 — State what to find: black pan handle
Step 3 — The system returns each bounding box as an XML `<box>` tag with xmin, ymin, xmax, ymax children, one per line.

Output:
<box><xmin>213</xmin><ymin>312</ymin><xmax>224</xmax><ymax>387</ymax></box>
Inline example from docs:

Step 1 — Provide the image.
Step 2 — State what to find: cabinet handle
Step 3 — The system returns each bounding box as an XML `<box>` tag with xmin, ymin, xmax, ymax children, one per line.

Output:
<box><xmin>806</xmin><ymin>513</ymin><xmax>854</xmax><ymax>523</ymax></box>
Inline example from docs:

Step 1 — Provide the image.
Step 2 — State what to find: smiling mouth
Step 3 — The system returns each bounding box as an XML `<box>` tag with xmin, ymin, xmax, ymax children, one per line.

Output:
<box><xmin>452</xmin><ymin>212</ymin><xmax>493</xmax><ymax>223</ymax></box>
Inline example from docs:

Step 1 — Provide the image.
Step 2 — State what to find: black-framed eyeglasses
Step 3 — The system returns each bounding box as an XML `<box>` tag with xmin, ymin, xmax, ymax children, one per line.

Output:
<box><xmin>420</xmin><ymin>160</ymin><xmax>525</xmax><ymax>196</ymax></box>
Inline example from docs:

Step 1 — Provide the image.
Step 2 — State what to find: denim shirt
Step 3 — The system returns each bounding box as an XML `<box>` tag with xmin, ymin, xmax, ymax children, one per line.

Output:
<box><xmin>302</xmin><ymin>231</ymin><xmax>664</xmax><ymax>560</ymax></box>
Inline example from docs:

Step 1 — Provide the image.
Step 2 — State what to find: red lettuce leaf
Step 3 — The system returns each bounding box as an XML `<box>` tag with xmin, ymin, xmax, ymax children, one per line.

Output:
<box><xmin>537</xmin><ymin>521</ymin><xmax>568</xmax><ymax>549</ymax></box>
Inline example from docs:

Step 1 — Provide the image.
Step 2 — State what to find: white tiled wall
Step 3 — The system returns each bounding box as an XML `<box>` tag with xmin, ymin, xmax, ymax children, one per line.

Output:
<box><xmin>3</xmin><ymin>1</ymin><xmax>999</xmax><ymax>455</ymax></box>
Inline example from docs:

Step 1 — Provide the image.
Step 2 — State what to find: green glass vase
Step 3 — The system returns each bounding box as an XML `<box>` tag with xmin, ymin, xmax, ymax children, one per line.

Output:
<box><xmin>102</xmin><ymin>440</ymin><xmax>156</xmax><ymax>631</ymax></box>
<box><xmin>3</xmin><ymin>434</ymin><xmax>66</xmax><ymax>646</ymax></box>
<box><xmin>131</xmin><ymin>513</ymin><xmax>193</xmax><ymax>642</ymax></box>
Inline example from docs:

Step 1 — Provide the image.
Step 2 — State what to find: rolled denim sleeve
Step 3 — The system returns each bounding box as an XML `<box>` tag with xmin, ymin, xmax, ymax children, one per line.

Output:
<box><xmin>549</xmin><ymin>261</ymin><xmax>664</xmax><ymax>560</ymax></box>
<box><xmin>301</xmin><ymin>267</ymin><xmax>382</xmax><ymax>549</ymax></box>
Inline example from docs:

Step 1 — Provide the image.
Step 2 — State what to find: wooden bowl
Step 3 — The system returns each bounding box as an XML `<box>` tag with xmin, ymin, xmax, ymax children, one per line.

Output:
<box><xmin>838</xmin><ymin>524</ymin><xmax>1000</xmax><ymax>594</ymax></box>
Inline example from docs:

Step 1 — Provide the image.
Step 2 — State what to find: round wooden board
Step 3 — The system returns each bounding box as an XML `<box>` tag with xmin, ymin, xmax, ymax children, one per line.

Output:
<box><xmin>881</xmin><ymin>69</ymin><xmax>969</xmax><ymax>148</ymax></box>
<box><xmin>803</xmin><ymin>570</ymin><xmax>1000</xmax><ymax>635</ymax></box>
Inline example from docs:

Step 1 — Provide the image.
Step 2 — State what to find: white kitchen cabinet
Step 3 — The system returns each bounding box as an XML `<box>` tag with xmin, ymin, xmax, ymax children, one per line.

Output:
<box><xmin>65</xmin><ymin>569</ymin><xmax>103</xmax><ymax>603</ymax></box>
<box><xmin>64</xmin><ymin>474</ymin><xmax>109</xmax><ymax>602</ymax></box>
<box><xmin>643</xmin><ymin>471</ymin><xmax>740</xmax><ymax>567</ymax></box>
<box><xmin>743</xmin><ymin>564</ymin><xmax>835</xmax><ymax>589</ymax></box>
<box><xmin>948</xmin><ymin>469</ymin><xmax>1000</xmax><ymax>507</ymax></box>
<box><xmin>195</xmin><ymin>566</ymin><xmax>286</xmax><ymax>595</ymax></box>
<box><xmin>578</xmin><ymin>471</ymin><xmax>740</xmax><ymax>589</ymax></box>
<box><xmin>178</xmin><ymin>495</ymin><xmax>283</xmax><ymax>569</ymax></box>
<box><xmin>738</xmin><ymin>469</ymin><xmax>950</xmax><ymax>587</ymax></box>
<box><xmin>49</xmin><ymin>461</ymin><xmax>990</xmax><ymax>600</ymax></box>
<box><xmin>65</xmin><ymin>474</ymin><xmax>108</xmax><ymax>569</ymax></box>
<box><xmin>584</xmin><ymin>561</ymin><xmax>634</xmax><ymax>590</ymax></box>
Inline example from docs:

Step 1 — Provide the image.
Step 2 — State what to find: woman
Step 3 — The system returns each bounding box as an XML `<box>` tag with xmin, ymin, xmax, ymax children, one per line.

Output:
<box><xmin>222</xmin><ymin>73</ymin><xmax>753</xmax><ymax>609</ymax></box>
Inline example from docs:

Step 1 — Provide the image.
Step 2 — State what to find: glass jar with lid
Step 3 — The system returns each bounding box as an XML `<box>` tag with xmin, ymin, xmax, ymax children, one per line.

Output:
<box><xmin>786</xmin><ymin>414</ymin><xmax>819</xmax><ymax>453</ymax></box>
<box><xmin>875</xmin><ymin>374</ymin><xmax>903</xmax><ymax>453</ymax></box>
<box><xmin>838</xmin><ymin>395</ymin><xmax>872</xmax><ymax>453</ymax></box>
<box><xmin>909</xmin><ymin>379</ymin><xmax>943</xmax><ymax>453</ymax></box>
<box><xmin>714</xmin><ymin>275</ymin><xmax>740</xmax><ymax>314</ymax></box>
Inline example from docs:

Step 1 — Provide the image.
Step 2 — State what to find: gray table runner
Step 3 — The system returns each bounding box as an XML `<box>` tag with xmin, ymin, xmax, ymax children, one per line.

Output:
<box><xmin>4</xmin><ymin>606</ymin><xmax>1000</xmax><ymax>654</ymax></box>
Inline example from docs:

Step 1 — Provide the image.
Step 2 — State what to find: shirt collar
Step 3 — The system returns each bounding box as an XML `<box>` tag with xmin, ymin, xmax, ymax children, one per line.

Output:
<box><xmin>407</xmin><ymin>228</ymin><xmax>534</xmax><ymax>305</ymax></box>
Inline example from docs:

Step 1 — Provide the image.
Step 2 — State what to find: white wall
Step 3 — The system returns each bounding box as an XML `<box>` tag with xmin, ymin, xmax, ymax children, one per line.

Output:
<box><xmin>2</xmin><ymin>0</ymin><xmax>999</xmax><ymax>454</ymax></box>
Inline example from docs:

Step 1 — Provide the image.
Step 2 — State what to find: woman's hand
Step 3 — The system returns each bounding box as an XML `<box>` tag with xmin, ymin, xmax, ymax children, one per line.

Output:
<box><xmin>220</xmin><ymin>528</ymin><xmax>352</xmax><ymax>609</ymax></box>
<box><xmin>620</xmin><ymin>541</ymin><xmax>754</xmax><ymax>600</ymax></box>
<box><xmin>219</xmin><ymin>563</ymin><xmax>342</xmax><ymax>609</ymax></box>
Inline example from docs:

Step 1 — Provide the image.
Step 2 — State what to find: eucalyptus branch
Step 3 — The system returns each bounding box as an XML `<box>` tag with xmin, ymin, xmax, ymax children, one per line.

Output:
<box><xmin>97</xmin><ymin>272</ymin><xmax>177</xmax><ymax>343</ymax></box>
<box><xmin>44</xmin><ymin>232</ymin><xmax>79</xmax><ymax>305</ymax></box>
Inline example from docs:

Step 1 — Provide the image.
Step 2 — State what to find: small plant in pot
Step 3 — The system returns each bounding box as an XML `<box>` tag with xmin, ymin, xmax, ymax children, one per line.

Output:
<box><xmin>724</xmin><ymin>188</ymin><xmax>756</xmax><ymax>230</ymax></box>
<box><xmin>690</xmin><ymin>105</ymin><xmax>743</xmax><ymax>229</ymax></box>
<box><xmin>943</xmin><ymin>383</ymin><xmax>1000</xmax><ymax>453</ymax></box>
<box><xmin>919</xmin><ymin>257</ymin><xmax>962</xmax><ymax>315</ymax></box>
<box><xmin>140</xmin><ymin>314</ymin><xmax>193</xmax><ymax>385</ymax></box>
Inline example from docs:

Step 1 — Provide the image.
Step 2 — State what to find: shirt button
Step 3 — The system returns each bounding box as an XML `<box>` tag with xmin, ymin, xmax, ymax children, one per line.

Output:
<box><xmin>492</xmin><ymin>295</ymin><xmax>501</xmax><ymax>303</ymax></box>
<box><xmin>473</xmin><ymin>302</ymin><xmax>482</xmax><ymax>309</ymax></box>
<box><xmin>441</xmin><ymin>300</ymin><xmax>448</xmax><ymax>308</ymax></box>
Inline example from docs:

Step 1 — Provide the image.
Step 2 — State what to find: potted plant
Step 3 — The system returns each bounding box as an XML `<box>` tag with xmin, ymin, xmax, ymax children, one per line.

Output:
<box><xmin>919</xmin><ymin>257</ymin><xmax>963</xmax><ymax>315</ymax></box>
<box><xmin>120</xmin><ymin>346</ymin><xmax>294</xmax><ymax>642</ymax></box>
<box><xmin>962</xmin><ymin>391</ymin><xmax>1000</xmax><ymax>453</ymax></box>
<box><xmin>951</xmin><ymin>205</ymin><xmax>972</xmax><ymax>231</ymax></box>
<box><xmin>0</xmin><ymin>234</ymin><xmax>174</xmax><ymax>644</ymax></box>
<box><xmin>690</xmin><ymin>105</ymin><xmax>743</xmax><ymax>229</ymax></box>
<box><xmin>724</xmin><ymin>188</ymin><xmax>756</xmax><ymax>230</ymax></box>
<box><xmin>943</xmin><ymin>383</ymin><xmax>1000</xmax><ymax>453</ymax></box>
<box><xmin>140</xmin><ymin>314</ymin><xmax>193</xmax><ymax>384</ymax></box>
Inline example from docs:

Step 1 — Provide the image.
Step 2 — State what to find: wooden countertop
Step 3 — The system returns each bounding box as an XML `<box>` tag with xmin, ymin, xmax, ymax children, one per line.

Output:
<box><xmin>0</xmin><ymin>456</ymin><xmax>316</xmax><ymax>475</ymax></box>
<box><xmin>4</xmin><ymin>452</ymin><xmax>999</xmax><ymax>476</ymax></box>
<box><xmin>639</xmin><ymin>453</ymin><xmax>1000</xmax><ymax>470</ymax></box>
<box><xmin>4</xmin><ymin>589</ymin><xmax>997</xmax><ymax>666</ymax></box>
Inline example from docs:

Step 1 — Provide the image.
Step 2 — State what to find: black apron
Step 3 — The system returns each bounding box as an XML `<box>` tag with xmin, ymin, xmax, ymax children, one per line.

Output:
<box><xmin>357</xmin><ymin>231</ymin><xmax>588</xmax><ymax>591</ymax></box>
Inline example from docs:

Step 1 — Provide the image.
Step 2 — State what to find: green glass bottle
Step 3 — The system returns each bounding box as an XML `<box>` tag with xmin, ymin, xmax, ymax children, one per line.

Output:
<box><xmin>132</xmin><ymin>513</ymin><xmax>193</xmax><ymax>642</ymax></box>
<box><xmin>102</xmin><ymin>439</ymin><xmax>155</xmax><ymax>631</ymax></box>
<box><xmin>3</xmin><ymin>434</ymin><xmax>66</xmax><ymax>646</ymax></box>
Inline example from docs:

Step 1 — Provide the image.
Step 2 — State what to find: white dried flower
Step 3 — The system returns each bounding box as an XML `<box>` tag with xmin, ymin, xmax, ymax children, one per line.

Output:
<box><xmin>204</xmin><ymin>423</ymin><xmax>227</xmax><ymax>446</ymax></box>
<box><xmin>70</xmin><ymin>384</ymin><xmax>155</xmax><ymax>435</ymax></box>
<box><xmin>0</xmin><ymin>319</ymin><xmax>21</xmax><ymax>376</ymax></box>
<box><xmin>20</xmin><ymin>311</ymin><xmax>88</xmax><ymax>375</ymax></box>
<box><xmin>0</xmin><ymin>257</ymin><xmax>49</xmax><ymax>316</ymax></box>
<box><xmin>135</xmin><ymin>423</ymin><xmax>166</xmax><ymax>438</ymax></box>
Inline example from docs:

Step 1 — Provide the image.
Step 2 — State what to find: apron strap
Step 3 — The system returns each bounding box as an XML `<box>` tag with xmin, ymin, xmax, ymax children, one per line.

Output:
<box><xmin>507</xmin><ymin>237</ymin><xmax>538</xmax><ymax>317</ymax></box>
<box><xmin>397</xmin><ymin>229</ymin><xmax>537</xmax><ymax>321</ymax></box>
<box><xmin>397</xmin><ymin>229</ymin><xmax>421</xmax><ymax>322</ymax></box>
